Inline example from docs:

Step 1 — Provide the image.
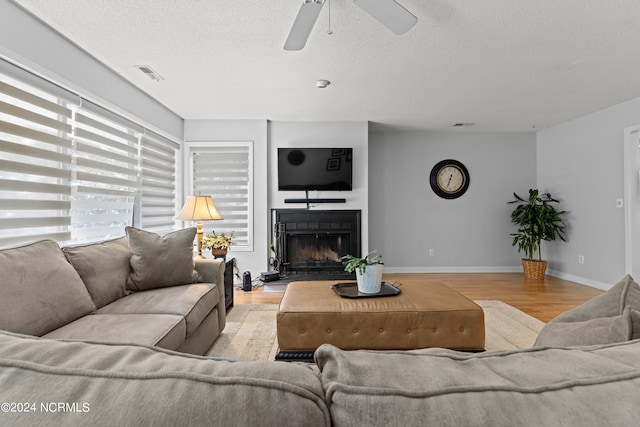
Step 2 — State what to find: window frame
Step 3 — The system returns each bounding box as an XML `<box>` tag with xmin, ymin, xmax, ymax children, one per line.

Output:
<box><xmin>183</xmin><ymin>141</ymin><xmax>254</xmax><ymax>252</ymax></box>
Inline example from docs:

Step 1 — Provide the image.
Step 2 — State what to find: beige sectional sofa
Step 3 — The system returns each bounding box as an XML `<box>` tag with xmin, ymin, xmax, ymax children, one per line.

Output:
<box><xmin>0</xmin><ymin>227</ymin><xmax>226</xmax><ymax>355</ymax></box>
<box><xmin>1</xmin><ymin>232</ymin><xmax>640</xmax><ymax>426</ymax></box>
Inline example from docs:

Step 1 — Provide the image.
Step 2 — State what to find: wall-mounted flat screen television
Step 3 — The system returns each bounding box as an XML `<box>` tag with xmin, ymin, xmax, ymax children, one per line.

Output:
<box><xmin>278</xmin><ymin>147</ymin><xmax>353</xmax><ymax>191</ymax></box>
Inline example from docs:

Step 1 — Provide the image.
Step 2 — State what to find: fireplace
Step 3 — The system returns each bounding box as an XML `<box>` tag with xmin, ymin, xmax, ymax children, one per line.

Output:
<box><xmin>272</xmin><ymin>209</ymin><xmax>361</xmax><ymax>278</ymax></box>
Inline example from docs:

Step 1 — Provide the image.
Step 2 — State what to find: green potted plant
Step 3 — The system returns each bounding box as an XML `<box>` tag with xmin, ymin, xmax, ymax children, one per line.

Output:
<box><xmin>342</xmin><ymin>252</ymin><xmax>384</xmax><ymax>294</ymax></box>
<box><xmin>508</xmin><ymin>189</ymin><xmax>567</xmax><ymax>279</ymax></box>
<box><xmin>202</xmin><ymin>231</ymin><xmax>234</xmax><ymax>258</ymax></box>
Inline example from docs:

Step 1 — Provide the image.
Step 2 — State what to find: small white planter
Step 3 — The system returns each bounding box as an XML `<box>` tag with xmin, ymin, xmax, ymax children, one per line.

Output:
<box><xmin>356</xmin><ymin>264</ymin><xmax>384</xmax><ymax>294</ymax></box>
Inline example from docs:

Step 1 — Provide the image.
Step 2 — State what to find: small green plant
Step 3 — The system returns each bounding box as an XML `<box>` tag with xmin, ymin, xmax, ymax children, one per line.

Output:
<box><xmin>509</xmin><ymin>189</ymin><xmax>567</xmax><ymax>260</ymax></box>
<box><xmin>342</xmin><ymin>252</ymin><xmax>383</xmax><ymax>275</ymax></box>
<box><xmin>201</xmin><ymin>231</ymin><xmax>234</xmax><ymax>250</ymax></box>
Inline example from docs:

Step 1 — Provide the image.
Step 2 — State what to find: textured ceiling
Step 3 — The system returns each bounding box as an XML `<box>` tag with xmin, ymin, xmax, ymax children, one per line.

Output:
<box><xmin>12</xmin><ymin>0</ymin><xmax>640</xmax><ymax>132</ymax></box>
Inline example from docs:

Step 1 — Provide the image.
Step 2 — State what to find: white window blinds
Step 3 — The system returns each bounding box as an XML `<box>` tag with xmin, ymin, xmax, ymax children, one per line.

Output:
<box><xmin>140</xmin><ymin>132</ymin><xmax>179</xmax><ymax>235</ymax></box>
<box><xmin>191</xmin><ymin>143</ymin><xmax>253</xmax><ymax>249</ymax></box>
<box><xmin>71</xmin><ymin>104</ymin><xmax>140</xmax><ymax>242</ymax></box>
<box><xmin>0</xmin><ymin>60</ymin><xmax>181</xmax><ymax>248</ymax></box>
<box><xmin>0</xmin><ymin>77</ymin><xmax>74</xmax><ymax>247</ymax></box>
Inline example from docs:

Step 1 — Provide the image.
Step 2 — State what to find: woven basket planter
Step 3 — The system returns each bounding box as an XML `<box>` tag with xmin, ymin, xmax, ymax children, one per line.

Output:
<box><xmin>522</xmin><ymin>259</ymin><xmax>547</xmax><ymax>280</ymax></box>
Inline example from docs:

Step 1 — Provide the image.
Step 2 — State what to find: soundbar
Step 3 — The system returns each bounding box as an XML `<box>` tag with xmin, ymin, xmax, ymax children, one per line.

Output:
<box><xmin>284</xmin><ymin>198</ymin><xmax>346</xmax><ymax>204</ymax></box>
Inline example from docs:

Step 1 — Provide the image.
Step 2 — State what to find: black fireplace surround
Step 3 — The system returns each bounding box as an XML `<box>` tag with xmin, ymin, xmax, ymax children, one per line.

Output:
<box><xmin>272</xmin><ymin>209</ymin><xmax>361</xmax><ymax>278</ymax></box>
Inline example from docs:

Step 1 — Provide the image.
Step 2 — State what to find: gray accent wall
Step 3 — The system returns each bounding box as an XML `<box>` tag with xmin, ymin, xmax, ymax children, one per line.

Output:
<box><xmin>369</xmin><ymin>131</ymin><xmax>537</xmax><ymax>272</ymax></box>
<box><xmin>537</xmin><ymin>97</ymin><xmax>640</xmax><ymax>289</ymax></box>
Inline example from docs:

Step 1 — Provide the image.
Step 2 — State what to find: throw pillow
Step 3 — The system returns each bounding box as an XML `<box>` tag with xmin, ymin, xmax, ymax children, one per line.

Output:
<box><xmin>126</xmin><ymin>227</ymin><xmax>201</xmax><ymax>291</ymax></box>
<box><xmin>0</xmin><ymin>240</ymin><xmax>96</xmax><ymax>336</ymax></box>
<box><xmin>631</xmin><ymin>308</ymin><xmax>640</xmax><ymax>340</ymax></box>
<box><xmin>534</xmin><ymin>309</ymin><xmax>633</xmax><ymax>347</ymax></box>
<box><xmin>551</xmin><ymin>275</ymin><xmax>640</xmax><ymax>323</ymax></box>
<box><xmin>63</xmin><ymin>237</ymin><xmax>131</xmax><ymax>308</ymax></box>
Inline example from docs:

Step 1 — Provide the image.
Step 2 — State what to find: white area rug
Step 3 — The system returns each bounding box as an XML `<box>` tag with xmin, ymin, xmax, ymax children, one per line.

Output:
<box><xmin>475</xmin><ymin>300</ymin><xmax>545</xmax><ymax>351</ymax></box>
<box><xmin>205</xmin><ymin>300</ymin><xmax>545</xmax><ymax>361</ymax></box>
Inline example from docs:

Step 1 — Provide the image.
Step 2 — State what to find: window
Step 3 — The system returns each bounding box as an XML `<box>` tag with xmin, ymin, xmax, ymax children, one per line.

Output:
<box><xmin>71</xmin><ymin>103</ymin><xmax>140</xmax><ymax>242</ymax></box>
<box><xmin>140</xmin><ymin>132</ymin><xmax>179</xmax><ymax>235</ymax></box>
<box><xmin>0</xmin><ymin>75</ymin><xmax>74</xmax><ymax>247</ymax></box>
<box><xmin>0</xmin><ymin>60</ymin><xmax>180</xmax><ymax>248</ymax></box>
<box><xmin>186</xmin><ymin>142</ymin><xmax>253</xmax><ymax>250</ymax></box>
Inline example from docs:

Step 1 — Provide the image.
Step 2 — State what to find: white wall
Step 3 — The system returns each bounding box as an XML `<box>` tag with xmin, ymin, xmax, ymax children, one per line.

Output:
<box><xmin>537</xmin><ymin>97</ymin><xmax>640</xmax><ymax>289</ymax></box>
<box><xmin>268</xmin><ymin>121</ymin><xmax>370</xmax><ymax>254</ymax></box>
<box><xmin>184</xmin><ymin>120</ymin><xmax>269</xmax><ymax>276</ymax></box>
<box><xmin>0</xmin><ymin>1</ymin><xmax>182</xmax><ymax>140</ymax></box>
<box><xmin>369</xmin><ymin>131</ymin><xmax>537</xmax><ymax>272</ymax></box>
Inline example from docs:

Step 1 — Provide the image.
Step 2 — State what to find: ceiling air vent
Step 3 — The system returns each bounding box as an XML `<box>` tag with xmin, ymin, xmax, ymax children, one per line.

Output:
<box><xmin>452</xmin><ymin>123</ymin><xmax>474</xmax><ymax>127</ymax></box>
<box><xmin>135</xmin><ymin>65</ymin><xmax>164</xmax><ymax>81</ymax></box>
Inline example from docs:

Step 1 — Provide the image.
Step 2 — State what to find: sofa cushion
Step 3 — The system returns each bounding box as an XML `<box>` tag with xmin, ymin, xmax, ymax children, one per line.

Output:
<box><xmin>97</xmin><ymin>283</ymin><xmax>220</xmax><ymax>338</ymax></box>
<box><xmin>43</xmin><ymin>314</ymin><xmax>186</xmax><ymax>351</ymax></box>
<box><xmin>534</xmin><ymin>308</ymin><xmax>633</xmax><ymax>347</ymax></box>
<box><xmin>533</xmin><ymin>275</ymin><xmax>640</xmax><ymax>347</ymax></box>
<box><xmin>631</xmin><ymin>308</ymin><xmax>640</xmax><ymax>340</ymax></box>
<box><xmin>315</xmin><ymin>342</ymin><xmax>640</xmax><ymax>426</ymax></box>
<box><xmin>0</xmin><ymin>330</ymin><xmax>330</xmax><ymax>427</ymax></box>
<box><xmin>125</xmin><ymin>227</ymin><xmax>200</xmax><ymax>291</ymax></box>
<box><xmin>551</xmin><ymin>274</ymin><xmax>640</xmax><ymax>322</ymax></box>
<box><xmin>0</xmin><ymin>240</ymin><xmax>96</xmax><ymax>336</ymax></box>
<box><xmin>63</xmin><ymin>237</ymin><xmax>131</xmax><ymax>308</ymax></box>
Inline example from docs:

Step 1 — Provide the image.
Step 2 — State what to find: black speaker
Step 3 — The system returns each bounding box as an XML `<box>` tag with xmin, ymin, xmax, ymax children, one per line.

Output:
<box><xmin>242</xmin><ymin>271</ymin><xmax>252</xmax><ymax>292</ymax></box>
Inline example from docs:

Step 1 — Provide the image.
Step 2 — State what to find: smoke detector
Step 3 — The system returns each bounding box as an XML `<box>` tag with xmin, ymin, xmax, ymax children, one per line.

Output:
<box><xmin>136</xmin><ymin>65</ymin><xmax>164</xmax><ymax>82</ymax></box>
<box><xmin>316</xmin><ymin>79</ymin><xmax>331</xmax><ymax>88</ymax></box>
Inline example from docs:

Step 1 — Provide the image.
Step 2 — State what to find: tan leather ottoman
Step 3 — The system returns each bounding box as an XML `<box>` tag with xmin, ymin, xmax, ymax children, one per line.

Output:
<box><xmin>276</xmin><ymin>281</ymin><xmax>484</xmax><ymax>359</ymax></box>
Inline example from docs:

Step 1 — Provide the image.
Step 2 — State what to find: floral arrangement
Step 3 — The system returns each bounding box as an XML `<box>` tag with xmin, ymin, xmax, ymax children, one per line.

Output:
<box><xmin>201</xmin><ymin>231</ymin><xmax>234</xmax><ymax>250</ymax></box>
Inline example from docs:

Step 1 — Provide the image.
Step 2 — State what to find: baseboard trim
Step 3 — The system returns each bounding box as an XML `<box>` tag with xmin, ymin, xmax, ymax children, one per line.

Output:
<box><xmin>546</xmin><ymin>270</ymin><xmax>611</xmax><ymax>291</ymax></box>
<box><xmin>384</xmin><ymin>266</ymin><xmax>522</xmax><ymax>274</ymax></box>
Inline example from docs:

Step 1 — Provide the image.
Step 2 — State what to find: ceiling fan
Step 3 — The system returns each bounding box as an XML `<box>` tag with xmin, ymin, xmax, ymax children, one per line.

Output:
<box><xmin>284</xmin><ymin>0</ymin><xmax>418</xmax><ymax>51</ymax></box>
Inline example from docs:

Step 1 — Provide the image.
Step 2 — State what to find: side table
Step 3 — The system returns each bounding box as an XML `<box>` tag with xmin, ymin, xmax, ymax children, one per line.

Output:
<box><xmin>224</xmin><ymin>257</ymin><xmax>234</xmax><ymax>310</ymax></box>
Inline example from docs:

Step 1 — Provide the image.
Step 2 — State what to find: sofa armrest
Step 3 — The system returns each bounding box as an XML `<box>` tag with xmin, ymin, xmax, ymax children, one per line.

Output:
<box><xmin>194</xmin><ymin>258</ymin><xmax>226</xmax><ymax>331</ymax></box>
<box><xmin>194</xmin><ymin>258</ymin><xmax>225</xmax><ymax>286</ymax></box>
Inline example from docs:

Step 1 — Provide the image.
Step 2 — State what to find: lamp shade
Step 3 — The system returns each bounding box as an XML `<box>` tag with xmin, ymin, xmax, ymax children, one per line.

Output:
<box><xmin>176</xmin><ymin>195</ymin><xmax>223</xmax><ymax>221</ymax></box>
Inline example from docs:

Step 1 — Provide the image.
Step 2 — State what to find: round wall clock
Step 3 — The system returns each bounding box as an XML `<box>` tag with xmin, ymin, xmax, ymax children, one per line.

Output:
<box><xmin>429</xmin><ymin>159</ymin><xmax>470</xmax><ymax>199</ymax></box>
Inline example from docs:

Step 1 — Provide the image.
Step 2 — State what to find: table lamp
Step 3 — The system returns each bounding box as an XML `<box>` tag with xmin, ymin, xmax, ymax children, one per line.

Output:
<box><xmin>177</xmin><ymin>194</ymin><xmax>223</xmax><ymax>258</ymax></box>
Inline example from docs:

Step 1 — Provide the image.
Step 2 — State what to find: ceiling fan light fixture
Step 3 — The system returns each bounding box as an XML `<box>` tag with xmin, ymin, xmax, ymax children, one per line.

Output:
<box><xmin>352</xmin><ymin>0</ymin><xmax>417</xmax><ymax>35</ymax></box>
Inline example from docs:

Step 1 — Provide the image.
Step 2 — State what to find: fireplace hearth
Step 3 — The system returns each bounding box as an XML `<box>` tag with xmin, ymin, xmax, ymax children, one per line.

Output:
<box><xmin>272</xmin><ymin>209</ymin><xmax>361</xmax><ymax>280</ymax></box>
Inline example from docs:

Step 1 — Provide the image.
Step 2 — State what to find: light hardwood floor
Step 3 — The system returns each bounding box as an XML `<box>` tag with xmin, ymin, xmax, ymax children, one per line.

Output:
<box><xmin>233</xmin><ymin>273</ymin><xmax>603</xmax><ymax>323</ymax></box>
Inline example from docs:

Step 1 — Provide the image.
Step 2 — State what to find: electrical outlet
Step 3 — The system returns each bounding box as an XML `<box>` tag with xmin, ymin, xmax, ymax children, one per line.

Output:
<box><xmin>578</xmin><ymin>255</ymin><xmax>584</xmax><ymax>264</ymax></box>
<box><xmin>429</xmin><ymin>249</ymin><xmax>435</xmax><ymax>257</ymax></box>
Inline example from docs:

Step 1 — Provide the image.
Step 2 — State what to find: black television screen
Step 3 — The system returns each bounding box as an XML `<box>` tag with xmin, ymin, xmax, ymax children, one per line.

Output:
<box><xmin>278</xmin><ymin>147</ymin><xmax>353</xmax><ymax>191</ymax></box>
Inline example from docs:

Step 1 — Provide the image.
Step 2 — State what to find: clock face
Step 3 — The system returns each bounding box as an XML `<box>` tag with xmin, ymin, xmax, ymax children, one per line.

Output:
<box><xmin>429</xmin><ymin>160</ymin><xmax>470</xmax><ymax>199</ymax></box>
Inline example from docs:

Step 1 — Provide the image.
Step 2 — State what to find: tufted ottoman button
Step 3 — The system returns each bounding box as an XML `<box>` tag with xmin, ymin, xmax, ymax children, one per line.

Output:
<box><xmin>300</xmin><ymin>329</ymin><xmax>305</xmax><ymax>334</ymax></box>
<box><xmin>379</xmin><ymin>328</ymin><xmax>384</xmax><ymax>333</ymax></box>
<box><xmin>353</xmin><ymin>329</ymin><xmax>358</xmax><ymax>334</ymax></box>
<box><xmin>407</xmin><ymin>328</ymin><xmax>412</xmax><ymax>333</ymax></box>
<box><xmin>460</xmin><ymin>327</ymin><xmax>465</xmax><ymax>332</ymax></box>
<box><xmin>432</xmin><ymin>328</ymin><xmax>437</xmax><ymax>333</ymax></box>
<box><xmin>327</xmin><ymin>329</ymin><xmax>332</xmax><ymax>333</ymax></box>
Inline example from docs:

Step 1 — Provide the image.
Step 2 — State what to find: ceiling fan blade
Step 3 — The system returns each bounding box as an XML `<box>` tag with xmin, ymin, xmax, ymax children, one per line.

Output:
<box><xmin>353</xmin><ymin>0</ymin><xmax>417</xmax><ymax>35</ymax></box>
<box><xmin>284</xmin><ymin>0</ymin><xmax>326</xmax><ymax>51</ymax></box>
